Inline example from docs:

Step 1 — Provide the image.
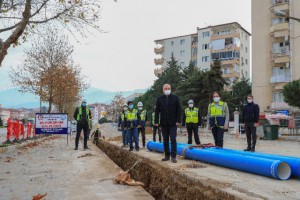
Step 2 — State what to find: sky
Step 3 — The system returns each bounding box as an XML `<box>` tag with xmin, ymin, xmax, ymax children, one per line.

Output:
<box><xmin>0</xmin><ymin>0</ymin><xmax>251</xmax><ymax>92</ymax></box>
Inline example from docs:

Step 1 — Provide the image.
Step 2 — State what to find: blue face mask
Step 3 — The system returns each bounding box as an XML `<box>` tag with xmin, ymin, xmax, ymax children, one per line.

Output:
<box><xmin>129</xmin><ymin>105</ymin><xmax>134</xmax><ymax>109</ymax></box>
<box><xmin>82</xmin><ymin>103</ymin><xmax>87</xmax><ymax>107</ymax></box>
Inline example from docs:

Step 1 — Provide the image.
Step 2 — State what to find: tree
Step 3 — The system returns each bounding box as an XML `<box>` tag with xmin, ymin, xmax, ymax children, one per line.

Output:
<box><xmin>10</xmin><ymin>29</ymin><xmax>87</xmax><ymax>113</ymax></box>
<box><xmin>110</xmin><ymin>93</ymin><xmax>125</xmax><ymax>121</ymax></box>
<box><xmin>283</xmin><ymin>79</ymin><xmax>300</xmax><ymax>108</ymax></box>
<box><xmin>0</xmin><ymin>0</ymin><xmax>112</xmax><ymax>66</ymax></box>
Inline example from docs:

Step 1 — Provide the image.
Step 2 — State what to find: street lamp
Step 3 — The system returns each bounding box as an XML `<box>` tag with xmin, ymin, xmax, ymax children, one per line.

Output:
<box><xmin>275</xmin><ymin>10</ymin><xmax>300</xmax><ymax>23</ymax></box>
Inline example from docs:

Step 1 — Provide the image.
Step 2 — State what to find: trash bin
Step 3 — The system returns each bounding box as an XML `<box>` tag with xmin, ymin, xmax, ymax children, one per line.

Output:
<box><xmin>264</xmin><ymin>125</ymin><xmax>279</xmax><ymax>140</ymax></box>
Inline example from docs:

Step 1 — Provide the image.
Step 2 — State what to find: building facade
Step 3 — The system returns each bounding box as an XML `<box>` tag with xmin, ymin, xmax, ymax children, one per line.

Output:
<box><xmin>252</xmin><ymin>0</ymin><xmax>300</xmax><ymax>113</ymax></box>
<box><xmin>154</xmin><ymin>22</ymin><xmax>251</xmax><ymax>87</ymax></box>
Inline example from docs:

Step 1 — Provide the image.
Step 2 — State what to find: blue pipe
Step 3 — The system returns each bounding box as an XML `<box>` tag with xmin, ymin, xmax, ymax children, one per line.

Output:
<box><xmin>176</xmin><ymin>142</ymin><xmax>300</xmax><ymax>178</ymax></box>
<box><xmin>147</xmin><ymin>141</ymin><xmax>291</xmax><ymax>180</ymax></box>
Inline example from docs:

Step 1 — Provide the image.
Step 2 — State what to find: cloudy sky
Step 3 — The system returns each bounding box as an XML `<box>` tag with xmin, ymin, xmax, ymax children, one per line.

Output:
<box><xmin>0</xmin><ymin>0</ymin><xmax>251</xmax><ymax>91</ymax></box>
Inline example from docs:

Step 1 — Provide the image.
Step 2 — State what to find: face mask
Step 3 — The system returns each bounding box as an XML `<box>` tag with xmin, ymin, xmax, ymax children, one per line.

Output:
<box><xmin>247</xmin><ymin>99</ymin><xmax>253</xmax><ymax>103</ymax></box>
<box><xmin>124</xmin><ymin>107</ymin><xmax>128</xmax><ymax>111</ymax></box>
<box><xmin>164</xmin><ymin>89</ymin><xmax>171</xmax><ymax>96</ymax></box>
<box><xmin>213</xmin><ymin>97</ymin><xmax>220</xmax><ymax>103</ymax></box>
<box><xmin>82</xmin><ymin>103</ymin><xmax>87</xmax><ymax>107</ymax></box>
<box><xmin>138</xmin><ymin>107</ymin><xmax>143</xmax><ymax>110</ymax></box>
<box><xmin>129</xmin><ymin>105</ymin><xmax>134</xmax><ymax>109</ymax></box>
<box><xmin>189</xmin><ymin>104</ymin><xmax>194</xmax><ymax>108</ymax></box>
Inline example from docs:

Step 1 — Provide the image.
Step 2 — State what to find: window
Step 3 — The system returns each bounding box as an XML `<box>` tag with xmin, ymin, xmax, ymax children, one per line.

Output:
<box><xmin>202</xmin><ymin>31</ymin><xmax>210</xmax><ymax>38</ymax></box>
<box><xmin>192</xmin><ymin>48</ymin><xmax>197</xmax><ymax>56</ymax></box>
<box><xmin>202</xmin><ymin>44</ymin><xmax>209</xmax><ymax>50</ymax></box>
<box><xmin>245</xmin><ymin>47</ymin><xmax>248</xmax><ymax>52</ymax></box>
<box><xmin>180</xmin><ymin>39</ymin><xmax>185</xmax><ymax>45</ymax></box>
<box><xmin>245</xmin><ymin>35</ymin><xmax>248</xmax><ymax>40</ymax></box>
<box><xmin>192</xmin><ymin>60</ymin><xmax>197</xmax><ymax>66</ymax></box>
<box><xmin>171</xmin><ymin>41</ymin><xmax>174</xmax><ymax>46</ymax></box>
<box><xmin>171</xmin><ymin>51</ymin><xmax>174</xmax><ymax>57</ymax></box>
<box><xmin>245</xmin><ymin>59</ymin><xmax>248</xmax><ymax>65</ymax></box>
<box><xmin>180</xmin><ymin>62</ymin><xmax>185</xmax><ymax>67</ymax></box>
<box><xmin>241</xmin><ymin>57</ymin><xmax>244</xmax><ymax>65</ymax></box>
<box><xmin>180</xmin><ymin>50</ymin><xmax>185</xmax><ymax>56</ymax></box>
<box><xmin>272</xmin><ymin>92</ymin><xmax>284</xmax><ymax>102</ymax></box>
<box><xmin>202</xmin><ymin>56</ymin><xmax>209</xmax><ymax>62</ymax></box>
<box><xmin>241</xmin><ymin>44</ymin><xmax>243</xmax><ymax>50</ymax></box>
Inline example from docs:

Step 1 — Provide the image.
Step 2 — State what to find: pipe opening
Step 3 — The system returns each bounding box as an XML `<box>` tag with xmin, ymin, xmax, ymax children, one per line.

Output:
<box><xmin>277</xmin><ymin>162</ymin><xmax>292</xmax><ymax>180</ymax></box>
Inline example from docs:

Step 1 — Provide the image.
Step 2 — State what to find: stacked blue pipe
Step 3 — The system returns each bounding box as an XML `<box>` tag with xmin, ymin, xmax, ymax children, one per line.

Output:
<box><xmin>176</xmin><ymin>142</ymin><xmax>300</xmax><ymax>178</ymax></box>
<box><xmin>147</xmin><ymin>141</ymin><xmax>291</xmax><ymax>180</ymax></box>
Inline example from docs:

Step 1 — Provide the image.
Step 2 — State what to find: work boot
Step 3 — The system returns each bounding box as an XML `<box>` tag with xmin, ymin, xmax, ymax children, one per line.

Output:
<box><xmin>84</xmin><ymin>146</ymin><xmax>90</xmax><ymax>150</ymax></box>
<box><xmin>251</xmin><ymin>147</ymin><xmax>255</xmax><ymax>152</ymax></box>
<box><xmin>171</xmin><ymin>158</ymin><xmax>177</xmax><ymax>163</ymax></box>
<box><xmin>161</xmin><ymin>157</ymin><xmax>170</xmax><ymax>161</ymax></box>
<box><xmin>244</xmin><ymin>147</ymin><xmax>251</xmax><ymax>151</ymax></box>
<box><xmin>129</xmin><ymin>148</ymin><xmax>134</xmax><ymax>151</ymax></box>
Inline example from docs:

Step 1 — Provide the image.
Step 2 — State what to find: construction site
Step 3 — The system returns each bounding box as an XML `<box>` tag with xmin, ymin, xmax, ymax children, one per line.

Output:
<box><xmin>1</xmin><ymin>123</ymin><xmax>300</xmax><ymax>200</ymax></box>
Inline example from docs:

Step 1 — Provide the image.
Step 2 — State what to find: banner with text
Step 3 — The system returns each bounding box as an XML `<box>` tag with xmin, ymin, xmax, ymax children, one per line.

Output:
<box><xmin>35</xmin><ymin>113</ymin><xmax>68</xmax><ymax>134</ymax></box>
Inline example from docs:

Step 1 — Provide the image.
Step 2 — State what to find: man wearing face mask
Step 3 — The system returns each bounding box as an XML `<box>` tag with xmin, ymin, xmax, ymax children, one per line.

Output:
<box><xmin>137</xmin><ymin>101</ymin><xmax>148</xmax><ymax>148</ymax></box>
<box><xmin>241</xmin><ymin>95</ymin><xmax>260</xmax><ymax>152</ymax></box>
<box><xmin>73</xmin><ymin>99</ymin><xmax>92</xmax><ymax>150</ymax></box>
<box><xmin>118</xmin><ymin>103</ymin><xmax>129</xmax><ymax>147</ymax></box>
<box><xmin>182</xmin><ymin>100</ymin><xmax>201</xmax><ymax>145</ymax></box>
<box><xmin>155</xmin><ymin>84</ymin><xmax>181</xmax><ymax>163</ymax></box>
<box><xmin>207</xmin><ymin>92</ymin><xmax>229</xmax><ymax>148</ymax></box>
<box><xmin>125</xmin><ymin>101</ymin><xmax>139</xmax><ymax>151</ymax></box>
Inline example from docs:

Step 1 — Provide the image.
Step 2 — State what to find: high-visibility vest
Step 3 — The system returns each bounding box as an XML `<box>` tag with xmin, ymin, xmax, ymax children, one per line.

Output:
<box><xmin>208</xmin><ymin>101</ymin><xmax>227</xmax><ymax>127</ymax></box>
<box><xmin>126</xmin><ymin>109</ymin><xmax>137</xmax><ymax>121</ymax></box>
<box><xmin>152</xmin><ymin>112</ymin><xmax>155</xmax><ymax>124</ymax></box>
<box><xmin>121</xmin><ymin>112</ymin><xmax>126</xmax><ymax>121</ymax></box>
<box><xmin>139</xmin><ymin>110</ymin><xmax>147</xmax><ymax>121</ymax></box>
<box><xmin>77</xmin><ymin>107</ymin><xmax>90</xmax><ymax>121</ymax></box>
<box><xmin>185</xmin><ymin>107</ymin><xmax>199</xmax><ymax>123</ymax></box>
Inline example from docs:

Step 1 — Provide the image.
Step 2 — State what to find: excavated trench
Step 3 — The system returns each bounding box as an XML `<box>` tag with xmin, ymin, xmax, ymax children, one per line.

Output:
<box><xmin>97</xmin><ymin>139</ymin><xmax>241</xmax><ymax>200</ymax></box>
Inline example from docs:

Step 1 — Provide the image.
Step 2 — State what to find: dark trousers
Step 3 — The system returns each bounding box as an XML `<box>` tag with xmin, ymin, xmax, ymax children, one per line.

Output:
<box><xmin>186</xmin><ymin>123</ymin><xmax>200</xmax><ymax>145</ymax></box>
<box><xmin>76</xmin><ymin>122</ymin><xmax>89</xmax><ymax>148</ymax></box>
<box><xmin>127</xmin><ymin>128</ymin><xmax>139</xmax><ymax>150</ymax></box>
<box><xmin>161</xmin><ymin>125</ymin><xmax>177</xmax><ymax>159</ymax></box>
<box><xmin>245</xmin><ymin>122</ymin><xmax>257</xmax><ymax>149</ymax></box>
<box><xmin>138</xmin><ymin>127</ymin><xmax>146</xmax><ymax>147</ymax></box>
<box><xmin>153</xmin><ymin>126</ymin><xmax>162</xmax><ymax>142</ymax></box>
<box><xmin>212</xmin><ymin>126</ymin><xmax>224</xmax><ymax>148</ymax></box>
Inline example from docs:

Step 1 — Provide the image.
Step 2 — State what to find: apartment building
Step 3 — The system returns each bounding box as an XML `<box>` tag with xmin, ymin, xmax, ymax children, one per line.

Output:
<box><xmin>154</xmin><ymin>22</ymin><xmax>251</xmax><ymax>87</ymax></box>
<box><xmin>252</xmin><ymin>0</ymin><xmax>300</xmax><ymax>114</ymax></box>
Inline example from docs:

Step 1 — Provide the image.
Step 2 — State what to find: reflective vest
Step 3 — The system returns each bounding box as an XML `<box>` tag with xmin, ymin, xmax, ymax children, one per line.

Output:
<box><xmin>152</xmin><ymin>112</ymin><xmax>160</xmax><ymax>124</ymax></box>
<box><xmin>126</xmin><ymin>109</ymin><xmax>137</xmax><ymax>121</ymax></box>
<box><xmin>208</xmin><ymin>101</ymin><xmax>227</xmax><ymax>127</ymax></box>
<box><xmin>121</xmin><ymin>112</ymin><xmax>126</xmax><ymax>121</ymax></box>
<box><xmin>139</xmin><ymin>110</ymin><xmax>147</xmax><ymax>121</ymax></box>
<box><xmin>185</xmin><ymin>107</ymin><xmax>199</xmax><ymax>123</ymax></box>
<box><xmin>77</xmin><ymin>107</ymin><xmax>90</xmax><ymax>121</ymax></box>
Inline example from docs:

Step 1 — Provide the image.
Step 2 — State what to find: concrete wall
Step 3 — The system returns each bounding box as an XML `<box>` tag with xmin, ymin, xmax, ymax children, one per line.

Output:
<box><xmin>197</xmin><ymin>28</ymin><xmax>211</xmax><ymax>70</ymax></box>
<box><xmin>239</xmin><ymin>28</ymin><xmax>251</xmax><ymax>79</ymax></box>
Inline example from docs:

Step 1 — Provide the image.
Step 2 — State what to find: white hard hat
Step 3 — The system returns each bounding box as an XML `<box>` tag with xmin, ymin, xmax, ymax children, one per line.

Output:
<box><xmin>188</xmin><ymin>100</ymin><xmax>194</xmax><ymax>104</ymax></box>
<box><xmin>82</xmin><ymin>99</ymin><xmax>87</xmax><ymax>103</ymax></box>
<box><xmin>137</xmin><ymin>102</ymin><xmax>143</xmax><ymax>107</ymax></box>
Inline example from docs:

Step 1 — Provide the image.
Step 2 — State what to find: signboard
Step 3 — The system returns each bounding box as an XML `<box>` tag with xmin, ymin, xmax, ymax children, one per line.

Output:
<box><xmin>276</xmin><ymin>110</ymin><xmax>289</xmax><ymax>116</ymax></box>
<box><xmin>35</xmin><ymin>113</ymin><xmax>68</xmax><ymax>134</ymax></box>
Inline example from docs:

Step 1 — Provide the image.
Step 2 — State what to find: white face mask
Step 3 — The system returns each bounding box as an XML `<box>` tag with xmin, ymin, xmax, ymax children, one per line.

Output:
<box><xmin>247</xmin><ymin>99</ymin><xmax>253</xmax><ymax>103</ymax></box>
<box><xmin>124</xmin><ymin>107</ymin><xmax>128</xmax><ymax>111</ymax></box>
<box><xmin>138</xmin><ymin>107</ymin><xmax>143</xmax><ymax>110</ymax></box>
<box><xmin>213</xmin><ymin>97</ymin><xmax>220</xmax><ymax>103</ymax></box>
<box><xmin>189</xmin><ymin>104</ymin><xmax>194</xmax><ymax>108</ymax></box>
<box><xmin>164</xmin><ymin>89</ymin><xmax>171</xmax><ymax>96</ymax></box>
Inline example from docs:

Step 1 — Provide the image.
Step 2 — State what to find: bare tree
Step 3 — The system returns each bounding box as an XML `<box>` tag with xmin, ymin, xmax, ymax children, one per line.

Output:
<box><xmin>0</xmin><ymin>0</ymin><xmax>112</xmax><ymax>66</ymax></box>
<box><xmin>110</xmin><ymin>93</ymin><xmax>125</xmax><ymax>121</ymax></box>
<box><xmin>10</xmin><ymin>28</ymin><xmax>87</xmax><ymax>113</ymax></box>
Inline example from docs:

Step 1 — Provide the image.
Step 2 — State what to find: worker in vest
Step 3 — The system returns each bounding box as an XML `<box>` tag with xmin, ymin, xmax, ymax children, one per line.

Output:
<box><xmin>73</xmin><ymin>99</ymin><xmax>92</xmax><ymax>150</ymax></box>
<box><xmin>182</xmin><ymin>100</ymin><xmax>201</xmax><ymax>145</ymax></box>
<box><xmin>207</xmin><ymin>92</ymin><xmax>229</xmax><ymax>148</ymax></box>
<box><xmin>125</xmin><ymin>100</ymin><xmax>139</xmax><ymax>151</ymax></box>
<box><xmin>137</xmin><ymin>101</ymin><xmax>148</xmax><ymax>148</ymax></box>
<box><xmin>118</xmin><ymin>103</ymin><xmax>128</xmax><ymax>147</ymax></box>
<box><xmin>151</xmin><ymin>106</ymin><xmax>161</xmax><ymax>143</ymax></box>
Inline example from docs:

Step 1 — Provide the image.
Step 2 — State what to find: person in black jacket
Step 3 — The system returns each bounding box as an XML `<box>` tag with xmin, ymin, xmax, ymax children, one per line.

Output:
<box><xmin>155</xmin><ymin>84</ymin><xmax>181</xmax><ymax>163</ymax></box>
<box><xmin>241</xmin><ymin>94</ymin><xmax>260</xmax><ymax>152</ymax></box>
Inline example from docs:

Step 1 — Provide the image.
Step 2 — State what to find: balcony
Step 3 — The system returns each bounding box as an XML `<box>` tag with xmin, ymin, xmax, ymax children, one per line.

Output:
<box><xmin>154</xmin><ymin>47</ymin><xmax>164</xmax><ymax>54</ymax></box>
<box><xmin>271</xmin><ymin>74</ymin><xmax>291</xmax><ymax>83</ymax></box>
<box><xmin>211</xmin><ymin>30</ymin><xmax>240</xmax><ymax>40</ymax></box>
<box><xmin>272</xmin><ymin>46</ymin><xmax>290</xmax><ymax>56</ymax></box>
<box><xmin>222</xmin><ymin>71</ymin><xmax>240</xmax><ymax>78</ymax></box>
<box><xmin>154</xmin><ymin>68</ymin><xmax>163</xmax><ymax>77</ymax></box>
<box><xmin>270</xmin><ymin>23</ymin><xmax>289</xmax><ymax>33</ymax></box>
<box><xmin>270</xmin><ymin>0</ymin><xmax>289</xmax><ymax>12</ymax></box>
<box><xmin>221</xmin><ymin>59</ymin><xmax>240</xmax><ymax>65</ymax></box>
<box><xmin>154</xmin><ymin>58</ymin><xmax>164</xmax><ymax>65</ymax></box>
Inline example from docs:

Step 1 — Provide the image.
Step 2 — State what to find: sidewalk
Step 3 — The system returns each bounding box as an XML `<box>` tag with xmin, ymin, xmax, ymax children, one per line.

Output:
<box><xmin>0</xmin><ymin>135</ymin><xmax>154</xmax><ymax>200</ymax></box>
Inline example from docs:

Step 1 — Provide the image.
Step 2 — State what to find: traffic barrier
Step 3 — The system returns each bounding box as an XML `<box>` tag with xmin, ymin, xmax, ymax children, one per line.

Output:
<box><xmin>26</xmin><ymin>122</ymin><xmax>32</xmax><ymax>139</ymax></box>
<box><xmin>12</xmin><ymin>121</ymin><xmax>21</xmax><ymax>143</ymax></box>
<box><xmin>3</xmin><ymin>118</ymin><xmax>13</xmax><ymax>144</ymax></box>
<box><xmin>147</xmin><ymin>141</ymin><xmax>292</xmax><ymax>180</ymax></box>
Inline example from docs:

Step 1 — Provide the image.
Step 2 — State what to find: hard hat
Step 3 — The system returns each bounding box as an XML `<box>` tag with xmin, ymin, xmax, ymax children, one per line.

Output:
<box><xmin>188</xmin><ymin>100</ymin><xmax>194</xmax><ymax>104</ymax></box>
<box><xmin>82</xmin><ymin>99</ymin><xmax>87</xmax><ymax>103</ymax></box>
<box><xmin>96</xmin><ymin>124</ymin><xmax>100</xmax><ymax>129</ymax></box>
<box><xmin>123</xmin><ymin>103</ymin><xmax>128</xmax><ymax>107</ymax></box>
<box><xmin>127</xmin><ymin>100</ymin><xmax>133</xmax><ymax>104</ymax></box>
<box><xmin>137</xmin><ymin>102</ymin><xmax>143</xmax><ymax>107</ymax></box>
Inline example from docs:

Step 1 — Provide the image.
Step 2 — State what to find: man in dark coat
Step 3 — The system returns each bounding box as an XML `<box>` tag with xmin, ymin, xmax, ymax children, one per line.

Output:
<box><xmin>155</xmin><ymin>84</ymin><xmax>181</xmax><ymax>163</ymax></box>
<box><xmin>242</xmin><ymin>94</ymin><xmax>260</xmax><ymax>152</ymax></box>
